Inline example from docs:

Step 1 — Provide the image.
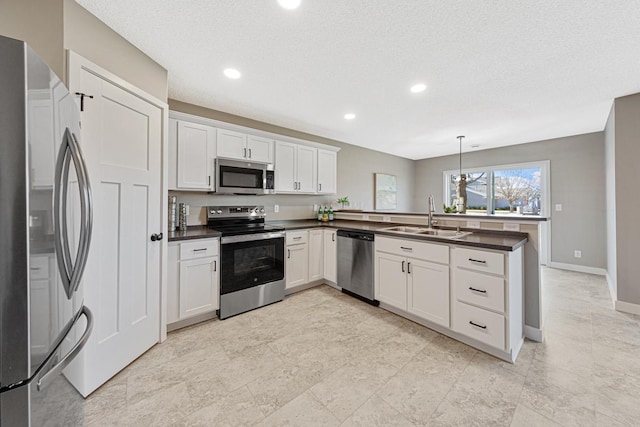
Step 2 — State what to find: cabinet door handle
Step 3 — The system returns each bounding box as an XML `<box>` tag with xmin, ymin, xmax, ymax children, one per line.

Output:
<box><xmin>243</xmin><ymin>148</ymin><xmax>247</xmax><ymax>158</ymax></box>
<box><xmin>469</xmin><ymin>286</ymin><xmax>487</xmax><ymax>293</ymax></box>
<box><xmin>150</xmin><ymin>233</ymin><xmax>163</xmax><ymax>242</ymax></box>
<box><xmin>213</xmin><ymin>260</ymin><xmax>217</xmax><ymax>272</ymax></box>
<box><xmin>332</xmin><ymin>233</ymin><xmax>335</xmax><ymax>242</ymax></box>
<box><xmin>401</xmin><ymin>260</ymin><xmax>405</xmax><ymax>273</ymax></box>
<box><xmin>248</xmin><ymin>148</ymin><xmax>252</xmax><ymax>158</ymax></box>
<box><xmin>407</xmin><ymin>262</ymin><xmax>411</xmax><ymax>274</ymax></box>
<box><xmin>468</xmin><ymin>258</ymin><xmax>487</xmax><ymax>264</ymax></box>
<box><xmin>319</xmin><ymin>183</ymin><xmax>322</xmax><ymax>192</ymax></box>
<box><xmin>400</xmin><ymin>246</ymin><xmax>413</xmax><ymax>251</ymax></box>
<box><xmin>469</xmin><ymin>320</ymin><xmax>487</xmax><ymax>329</ymax></box>
<box><xmin>287</xmin><ymin>249</ymin><xmax>291</xmax><ymax>259</ymax></box>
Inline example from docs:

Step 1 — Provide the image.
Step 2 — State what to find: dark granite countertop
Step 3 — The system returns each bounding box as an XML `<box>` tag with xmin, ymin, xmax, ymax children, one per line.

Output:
<box><xmin>167</xmin><ymin>220</ymin><xmax>527</xmax><ymax>251</ymax></box>
<box><xmin>338</xmin><ymin>210</ymin><xmax>548</xmax><ymax>222</ymax></box>
<box><xmin>168</xmin><ymin>226</ymin><xmax>221</xmax><ymax>242</ymax></box>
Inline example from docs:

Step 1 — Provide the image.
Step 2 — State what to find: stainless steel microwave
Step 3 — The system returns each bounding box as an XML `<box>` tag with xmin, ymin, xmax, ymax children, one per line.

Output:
<box><xmin>215</xmin><ymin>158</ymin><xmax>275</xmax><ymax>195</ymax></box>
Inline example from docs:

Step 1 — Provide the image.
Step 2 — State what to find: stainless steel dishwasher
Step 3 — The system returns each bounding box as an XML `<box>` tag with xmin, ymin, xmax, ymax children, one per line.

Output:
<box><xmin>337</xmin><ymin>230</ymin><xmax>378</xmax><ymax>305</ymax></box>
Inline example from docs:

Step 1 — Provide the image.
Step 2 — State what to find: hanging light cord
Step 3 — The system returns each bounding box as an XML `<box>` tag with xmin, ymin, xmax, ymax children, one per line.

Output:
<box><xmin>457</xmin><ymin>135</ymin><xmax>465</xmax><ymax>178</ymax></box>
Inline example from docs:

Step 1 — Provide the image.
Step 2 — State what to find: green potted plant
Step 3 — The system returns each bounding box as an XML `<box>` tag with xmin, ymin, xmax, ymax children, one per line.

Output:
<box><xmin>337</xmin><ymin>196</ymin><xmax>350</xmax><ymax>209</ymax></box>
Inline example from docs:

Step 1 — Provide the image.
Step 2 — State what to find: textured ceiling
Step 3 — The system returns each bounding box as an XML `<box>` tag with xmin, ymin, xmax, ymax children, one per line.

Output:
<box><xmin>76</xmin><ymin>0</ymin><xmax>640</xmax><ymax>159</ymax></box>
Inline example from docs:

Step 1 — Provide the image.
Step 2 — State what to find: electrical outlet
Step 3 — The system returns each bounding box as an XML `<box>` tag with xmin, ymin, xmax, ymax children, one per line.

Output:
<box><xmin>466</xmin><ymin>220</ymin><xmax>480</xmax><ymax>229</ymax></box>
<box><xmin>574</xmin><ymin>250</ymin><xmax>582</xmax><ymax>258</ymax></box>
<box><xmin>555</xmin><ymin>204</ymin><xmax>562</xmax><ymax>211</ymax></box>
<box><xmin>362</xmin><ymin>215</ymin><xmax>369</xmax><ymax>221</ymax></box>
<box><xmin>503</xmin><ymin>223</ymin><xmax>520</xmax><ymax>232</ymax></box>
<box><xmin>383</xmin><ymin>216</ymin><xmax>391</xmax><ymax>222</ymax></box>
<box><xmin>313</xmin><ymin>204</ymin><xmax>318</xmax><ymax>212</ymax></box>
<box><xmin>274</xmin><ymin>204</ymin><xmax>279</xmax><ymax>213</ymax></box>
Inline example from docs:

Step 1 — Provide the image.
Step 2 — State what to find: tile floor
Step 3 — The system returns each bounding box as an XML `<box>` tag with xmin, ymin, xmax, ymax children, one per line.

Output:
<box><xmin>84</xmin><ymin>268</ymin><xmax>640</xmax><ymax>426</ymax></box>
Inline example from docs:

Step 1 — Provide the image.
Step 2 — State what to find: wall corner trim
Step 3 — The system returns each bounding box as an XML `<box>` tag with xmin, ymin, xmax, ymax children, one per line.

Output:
<box><xmin>605</xmin><ymin>271</ymin><xmax>617</xmax><ymax>303</ymax></box>
<box><xmin>615</xmin><ymin>300</ymin><xmax>640</xmax><ymax>316</ymax></box>
<box><xmin>547</xmin><ymin>262</ymin><xmax>606</xmax><ymax>276</ymax></box>
<box><xmin>524</xmin><ymin>325</ymin><xmax>544</xmax><ymax>343</ymax></box>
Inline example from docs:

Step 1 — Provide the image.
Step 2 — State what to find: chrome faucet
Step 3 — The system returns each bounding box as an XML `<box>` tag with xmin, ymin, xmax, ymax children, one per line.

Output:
<box><xmin>428</xmin><ymin>194</ymin><xmax>436</xmax><ymax>228</ymax></box>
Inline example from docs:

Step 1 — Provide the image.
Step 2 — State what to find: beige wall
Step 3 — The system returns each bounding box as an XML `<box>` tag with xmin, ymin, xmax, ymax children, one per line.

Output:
<box><xmin>0</xmin><ymin>0</ymin><xmax>168</xmax><ymax>102</ymax></box>
<box><xmin>62</xmin><ymin>0</ymin><xmax>167</xmax><ymax>101</ymax></box>
<box><xmin>0</xmin><ymin>0</ymin><xmax>64</xmax><ymax>79</ymax></box>
<box><xmin>611</xmin><ymin>93</ymin><xmax>640</xmax><ymax>306</ymax></box>
<box><xmin>413</xmin><ymin>132</ymin><xmax>606</xmax><ymax>270</ymax></box>
<box><xmin>169</xmin><ymin>99</ymin><xmax>415</xmax><ymax>216</ymax></box>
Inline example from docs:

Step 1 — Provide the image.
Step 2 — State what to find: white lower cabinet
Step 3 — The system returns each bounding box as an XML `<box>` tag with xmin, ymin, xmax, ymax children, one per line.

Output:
<box><xmin>286</xmin><ymin>230</ymin><xmax>309</xmax><ymax>289</ymax></box>
<box><xmin>407</xmin><ymin>258</ymin><xmax>450</xmax><ymax>327</ymax></box>
<box><xmin>375</xmin><ymin>237</ymin><xmax>449</xmax><ymax>327</ymax></box>
<box><xmin>451</xmin><ymin>245</ymin><xmax>523</xmax><ymax>358</ymax></box>
<box><xmin>167</xmin><ymin>238</ymin><xmax>219</xmax><ymax>326</ymax></box>
<box><xmin>375</xmin><ymin>236</ymin><xmax>524</xmax><ymax>361</ymax></box>
<box><xmin>308</xmin><ymin>229</ymin><xmax>324</xmax><ymax>282</ymax></box>
<box><xmin>323</xmin><ymin>229</ymin><xmax>337</xmax><ymax>283</ymax></box>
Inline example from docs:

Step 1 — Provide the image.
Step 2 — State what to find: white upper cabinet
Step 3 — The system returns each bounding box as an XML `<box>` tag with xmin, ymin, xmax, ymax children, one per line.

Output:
<box><xmin>317</xmin><ymin>149</ymin><xmax>337</xmax><ymax>194</ymax></box>
<box><xmin>275</xmin><ymin>141</ymin><xmax>317</xmax><ymax>194</ymax></box>
<box><xmin>247</xmin><ymin>135</ymin><xmax>274</xmax><ymax>164</ymax></box>
<box><xmin>169</xmin><ymin>119</ymin><xmax>216</xmax><ymax>191</ymax></box>
<box><xmin>217</xmin><ymin>129</ymin><xmax>274</xmax><ymax>164</ymax></box>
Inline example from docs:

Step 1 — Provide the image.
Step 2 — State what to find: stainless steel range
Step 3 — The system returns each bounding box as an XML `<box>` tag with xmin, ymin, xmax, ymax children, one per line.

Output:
<box><xmin>208</xmin><ymin>206</ymin><xmax>285</xmax><ymax>319</ymax></box>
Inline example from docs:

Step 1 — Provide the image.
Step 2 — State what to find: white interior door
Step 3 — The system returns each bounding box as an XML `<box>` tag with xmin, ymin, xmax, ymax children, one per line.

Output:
<box><xmin>66</xmin><ymin>55</ymin><xmax>163</xmax><ymax>396</ymax></box>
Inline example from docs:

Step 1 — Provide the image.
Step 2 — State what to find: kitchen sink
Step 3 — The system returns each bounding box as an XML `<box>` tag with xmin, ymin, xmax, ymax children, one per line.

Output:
<box><xmin>380</xmin><ymin>226</ymin><xmax>471</xmax><ymax>239</ymax></box>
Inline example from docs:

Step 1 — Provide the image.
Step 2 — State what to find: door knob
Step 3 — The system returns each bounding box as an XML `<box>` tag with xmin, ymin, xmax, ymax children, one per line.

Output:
<box><xmin>150</xmin><ymin>233</ymin><xmax>163</xmax><ymax>242</ymax></box>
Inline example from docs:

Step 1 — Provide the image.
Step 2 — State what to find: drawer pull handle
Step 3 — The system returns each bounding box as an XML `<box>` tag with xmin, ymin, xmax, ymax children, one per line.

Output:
<box><xmin>469</xmin><ymin>321</ymin><xmax>487</xmax><ymax>329</ymax></box>
<box><xmin>468</xmin><ymin>258</ymin><xmax>487</xmax><ymax>264</ymax></box>
<box><xmin>193</xmin><ymin>248</ymin><xmax>207</xmax><ymax>252</ymax></box>
<box><xmin>468</xmin><ymin>287</ymin><xmax>487</xmax><ymax>293</ymax></box>
<box><xmin>293</xmin><ymin>236</ymin><xmax>302</xmax><ymax>240</ymax></box>
<box><xmin>31</xmin><ymin>267</ymin><xmax>41</xmax><ymax>271</ymax></box>
<box><xmin>400</xmin><ymin>246</ymin><xmax>413</xmax><ymax>251</ymax></box>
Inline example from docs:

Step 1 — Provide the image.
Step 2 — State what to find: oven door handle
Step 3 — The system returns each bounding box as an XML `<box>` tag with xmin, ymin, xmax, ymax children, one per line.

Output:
<box><xmin>221</xmin><ymin>232</ymin><xmax>285</xmax><ymax>244</ymax></box>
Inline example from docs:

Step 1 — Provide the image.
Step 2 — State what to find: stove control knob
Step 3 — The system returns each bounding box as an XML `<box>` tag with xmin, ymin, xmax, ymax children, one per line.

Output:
<box><xmin>216</xmin><ymin>210</ymin><xmax>222</xmax><ymax>214</ymax></box>
<box><xmin>259</xmin><ymin>208</ymin><xmax>265</xmax><ymax>213</ymax></box>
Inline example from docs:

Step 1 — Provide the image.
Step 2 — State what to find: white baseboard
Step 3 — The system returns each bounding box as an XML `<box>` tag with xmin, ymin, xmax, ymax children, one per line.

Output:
<box><xmin>547</xmin><ymin>262</ymin><xmax>606</xmax><ymax>276</ymax></box>
<box><xmin>524</xmin><ymin>325</ymin><xmax>544</xmax><ymax>342</ymax></box>
<box><xmin>605</xmin><ymin>271</ymin><xmax>617</xmax><ymax>303</ymax></box>
<box><xmin>615</xmin><ymin>300</ymin><xmax>640</xmax><ymax>316</ymax></box>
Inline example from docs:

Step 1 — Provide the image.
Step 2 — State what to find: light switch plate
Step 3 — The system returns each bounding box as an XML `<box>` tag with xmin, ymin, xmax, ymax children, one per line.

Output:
<box><xmin>274</xmin><ymin>204</ymin><xmax>279</xmax><ymax>213</ymax></box>
<box><xmin>555</xmin><ymin>204</ymin><xmax>562</xmax><ymax>211</ymax></box>
<box><xmin>466</xmin><ymin>220</ymin><xmax>480</xmax><ymax>229</ymax></box>
<box><xmin>503</xmin><ymin>223</ymin><xmax>520</xmax><ymax>232</ymax></box>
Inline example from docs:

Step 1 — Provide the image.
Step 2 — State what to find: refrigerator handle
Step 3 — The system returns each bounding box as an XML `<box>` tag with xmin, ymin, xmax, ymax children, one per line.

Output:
<box><xmin>67</xmin><ymin>130</ymin><xmax>93</xmax><ymax>295</ymax></box>
<box><xmin>36</xmin><ymin>306</ymin><xmax>93</xmax><ymax>392</ymax></box>
<box><xmin>53</xmin><ymin>130</ymin><xmax>74</xmax><ymax>298</ymax></box>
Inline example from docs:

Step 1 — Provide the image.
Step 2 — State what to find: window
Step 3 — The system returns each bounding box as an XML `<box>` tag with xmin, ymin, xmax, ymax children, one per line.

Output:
<box><xmin>443</xmin><ymin>161</ymin><xmax>549</xmax><ymax>216</ymax></box>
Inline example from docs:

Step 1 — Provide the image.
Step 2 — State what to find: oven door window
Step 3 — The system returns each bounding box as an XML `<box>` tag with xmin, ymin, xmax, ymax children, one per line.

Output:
<box><xmin>221</xmin><ymin>237</ymin><xmax>284</xmax><ymax>294</ymax></box>
<box><xmin>219</xmin><ymin>165</ymin><xmax>264</xmax><ymax>189</ymax></box>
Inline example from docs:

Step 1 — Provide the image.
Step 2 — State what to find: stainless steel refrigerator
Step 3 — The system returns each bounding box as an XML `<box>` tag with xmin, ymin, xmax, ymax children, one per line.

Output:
<box><xmin>0</xmin><ymin>36</ymin><xmax>93</xmax><ymax>426</ymax></box>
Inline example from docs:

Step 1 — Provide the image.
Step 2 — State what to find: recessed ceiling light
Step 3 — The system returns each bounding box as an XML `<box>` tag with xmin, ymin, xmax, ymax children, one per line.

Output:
<box><xmin>410</xmin><ymin>83</ymin><xmax>427</xmax><ymax>93</ymax></box>
<box><xmin>344</xmin><ymin>113</ymin><xmax>356</xmax><ymax>120</ymax></box>
<box><xmin>278</xmin><ymin>0</ymin><xmax>301</xmax><ymax>10</ymax></box>
<box><xmin>223</xmin><ymin>68</ymin><xmax>241</xmax><ymax>79</ymax></box>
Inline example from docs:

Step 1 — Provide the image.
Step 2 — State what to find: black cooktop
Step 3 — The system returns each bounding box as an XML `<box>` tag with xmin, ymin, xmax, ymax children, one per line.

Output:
<box><xmin>208</xmin><ymin>223</ymin><xmax>285</xmax><ymax>237</ymax></box>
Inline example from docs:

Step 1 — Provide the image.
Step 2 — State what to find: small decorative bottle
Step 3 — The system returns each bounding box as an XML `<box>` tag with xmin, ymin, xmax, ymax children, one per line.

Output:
<box><xmin>317</xmin><ymin>206</ymin><xmax>323</xmax><ymax>221</ymax></box>
<box><xmin>322</xmin><ymin>206</ymin><xmax>329</xmax><ymax>222</ymax></box>
<box><xmin>328</xmin><ymin>206</ymin><xmax>334</xmax><ymax>221</ymax></box>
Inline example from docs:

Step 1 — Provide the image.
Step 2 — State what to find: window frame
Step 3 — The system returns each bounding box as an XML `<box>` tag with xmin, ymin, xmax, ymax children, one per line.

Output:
<box><xmin>442</xmin><ymin>160</ymin><xmax>550</xmax><ymax>217</ymax></box>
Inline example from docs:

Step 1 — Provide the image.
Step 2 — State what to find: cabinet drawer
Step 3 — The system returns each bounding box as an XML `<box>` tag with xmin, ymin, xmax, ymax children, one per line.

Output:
<box><xmin>454</xmin><ymin>247</ymin><xmax>504</xmax><ymax>276</ymax></box>
<box><xmin>286</xmin><ymin>230</ymin><xmax>308</xmax><ymax>245</ymax></box>
<box><xmin>180</xmin><ymin>239</ymin><xmax>219</xmax><ymax>260</ymax></box>
<box><xmin>30</xmin><ymin>256</ymin><xmax>49</xmax><ymax>280</ymax></box>
<box><xmin>376</xmin><ymin>236</ymin><xmax>448</xmax><ymax>264</ymax></box>
<box><xmin>453</xmin><ymin>301</ymin><xmax>505</xmax><ymax>350</ymax></box>
<box><xmin>455</xmin><ymin>269</ymin><xmax>505</xmax><ymax>313</ymax></box>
